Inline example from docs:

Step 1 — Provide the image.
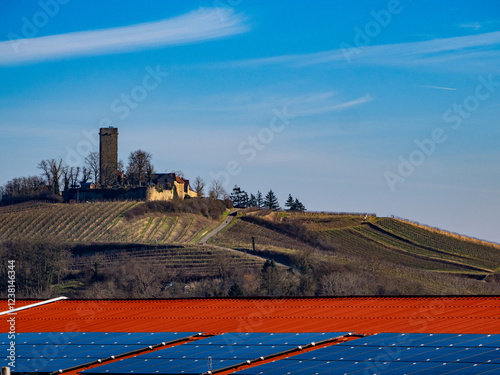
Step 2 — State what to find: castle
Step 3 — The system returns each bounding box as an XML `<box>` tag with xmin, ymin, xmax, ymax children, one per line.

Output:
<box><xmin>65</xmin><ymin>127</ymin><xmax>197</xmax><ymax>202</ymax></box>
<box><xmin>99</xmin><ymin>126</ymin><xmax>197</xmax><ymax>200</ymax></box>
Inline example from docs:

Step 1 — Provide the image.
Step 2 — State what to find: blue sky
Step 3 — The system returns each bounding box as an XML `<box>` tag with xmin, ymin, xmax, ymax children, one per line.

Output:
<box><xmin>0</xmin><ymin>0</ymin><xmax>499</xmax><ymax>243</ymax></box>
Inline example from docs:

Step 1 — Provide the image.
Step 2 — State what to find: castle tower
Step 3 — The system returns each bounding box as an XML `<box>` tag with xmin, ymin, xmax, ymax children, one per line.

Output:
<box><xmin>99</xmin><ymin>127</ymin><xmax>118</xmax><ymax>186</ymax></box>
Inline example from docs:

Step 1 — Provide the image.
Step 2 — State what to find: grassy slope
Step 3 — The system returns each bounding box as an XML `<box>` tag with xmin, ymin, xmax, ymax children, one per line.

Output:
<box><xmin>2</xmin><ymin>203</ymin><xmax>499</xmax><ymax>294</ymax></box>
<box><xmin>281</xmin><ymin>213</ymin><xmax>500</xmax><ymax>273</ymax></box>
<box><xmin>209</xmin><ymin>212</ymin><xmax>500</xmax><ymax>294</ymax></box>
<box><xmin>3</xmin><ymin>203</ymin><xmax>497</xmax><ymax>271</ymax></box>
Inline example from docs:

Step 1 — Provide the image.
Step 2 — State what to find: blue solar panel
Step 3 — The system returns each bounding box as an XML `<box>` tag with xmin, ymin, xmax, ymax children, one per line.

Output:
<box><xmin>2</xmin><ymin>332</ymin><xmax>198</xmax><ymax>373</ymax></box>
<box><xmin>231</xmin><ymin>333</ymin><xmax>500</xmax><ymax>375</ymax></box>
<box><xmin>83</xmin><ymin>358</ymin><xmax>244</xmax><ymax>374</ymax></box>
<box><xmin>2</xmin><ymin>357</ymin><xmax>98</xmax><ymax>374</ymax></box>
<box><xmin>378</xmin><ymin>362</ymin><xmax>500</xmax><ymax>375</ymax></box>
<box><xmin>349</xmin><ymin>333</ymin><xmax>500</xmax><ymax>349</ymax></box>
<box><xmin>233</xmin><ymin>358</ymin><xmax>500</xmax><ymax>375</ymax></box>
<box><xmin>184</xmin><ymin>332</ymin><xmax>347</xmax><ymax>347</ymax></box>
<box><xmin>446</xmin><ymin>334</ymin><xmax>500</xmax><ymax>348</ymax></box>
<box><xmin>6</xmin><ymin>332</ymin><xmax>198</xmax><ymax>346</ymax></box>
<box><xmin>81</xmin><ymin>332</ymin><xmax>348</xmax><ymax>375</ymax></box>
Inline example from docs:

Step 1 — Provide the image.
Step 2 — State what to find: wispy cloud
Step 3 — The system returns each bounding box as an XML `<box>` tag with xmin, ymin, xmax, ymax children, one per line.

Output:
<box><xmin>458</xmin><ymin>22</ymin><xmax>483</xmax><ymax>30</ymax></box>
<box><xmin>457</xmin><ymin>20</ymin><xmax>500</xmax><ymax>31</ymax></box>
<box><xmin>171</xmin><ymin>91</ymin><xmax>373</xmax><ymax>118</ymax></box>
<box><xmin>417</xmin><ymin>85</ymin><xmax>457</xmax><ymax>91</ymax></box>
<box><xmin>293</xmin><ymin>93</ymin><xmax>373</xmax><ymax>116</ymax></box>
<box><xmin>0</xmin><ymin>8</ymin><xmax>248</xmax><ymax>65</ymax></box>
<box><xmin>222</xmin><ymin>31</ymin><xmax>500</xmax><ymax>71</ymax></box>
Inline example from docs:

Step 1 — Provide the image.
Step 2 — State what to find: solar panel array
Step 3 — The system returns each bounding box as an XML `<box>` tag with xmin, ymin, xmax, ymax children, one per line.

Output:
<box><xmin>233</xmin><ymin>333</ymin><xmax>500</xmax><ymax>375</ymax></box>
<box><xmin>0</xmin><ymin>332</ymin><xmax>198</xmax><ymax>374</ymax></box>
<box><xmin>81</xmin><ymin>332</ymin><xmax>347</xmax><ymax>375</ymax></box>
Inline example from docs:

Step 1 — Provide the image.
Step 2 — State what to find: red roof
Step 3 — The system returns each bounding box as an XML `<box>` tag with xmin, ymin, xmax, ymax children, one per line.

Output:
<box><xmin>2</xmin><ymin>297</ymin><xmax>499</xmax><ymax>335</ymax></box>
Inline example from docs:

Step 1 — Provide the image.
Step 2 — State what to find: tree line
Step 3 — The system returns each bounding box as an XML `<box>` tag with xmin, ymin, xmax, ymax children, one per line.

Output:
<box><xmin>230</xmin><ymin>185</ymin><xmax>306</xmax><ymax>211</ymax></box>
<box><xmin>1</xmin><ymin>144</ymin><xmax>306</xmax><ymax>211</ymax></box>
<box><xmin>0</xmin><ymin>147</ymin><xmax>226</xmax><ymax>205</ymax></box>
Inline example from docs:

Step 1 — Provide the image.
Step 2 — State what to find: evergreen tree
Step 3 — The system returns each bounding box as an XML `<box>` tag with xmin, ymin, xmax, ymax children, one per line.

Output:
<box><xmin>230</xmin><ymin>185</ymin><xmax>250</xmax><ymax>208</ymax></box>
<box><xmin>230</xmin><ymin>185</ymin><xmax>243</xmax><ymax>207</ymax></box>
<box><xmin>294</xmin><ymin>198</ymin><xmax>306</xmax><ymax>212</ymax></box>
<box><xmin>263</xmin><ymin>189</ymin><xmax>280</xmax><ymax>210</ymax></box>
<box><xmin>285</xmin><ymin>194</ymin><xmax>295</xmax><ymax>210</ymax></box>
<box><xmin>240</xmin><ymin>191</ymin><xmax>249</xmax><ymax>208</ymax></box>
<box><xmin>248</xmin><ymin>193</ymin><xmax>257</xmax><ymax>207</ymax></box>
<box><xmin>256</xmin><ymin>191</ymin><xmax>263</xmax><ymax>208</ymax></box>
<box><xmin>284</xmin><ymin>193</ymin><xmax>306</xmax><ymax>211</ymax></box>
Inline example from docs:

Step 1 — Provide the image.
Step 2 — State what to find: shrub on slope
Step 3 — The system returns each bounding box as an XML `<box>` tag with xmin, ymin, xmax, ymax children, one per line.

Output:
<box><xmin>124</xmin><ymin>198</ymin><xmax>230</xmax><ymax>220</ymax></box>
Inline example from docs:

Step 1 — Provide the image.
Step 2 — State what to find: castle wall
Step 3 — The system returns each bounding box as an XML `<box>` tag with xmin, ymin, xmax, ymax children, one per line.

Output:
<box><xmin>185</xmin><ymin>188</ymin><xmax>198</xmax><ymax>198</ymax></box>
<box><xmin>64</xmin><ymin>187</ymin><xmax>147</xmax><ymax>202</ymax></box>
<box><xmin>146</xmin><ymin>181</ymin><xmax>187</xmax><ymax>201</ymax></box>
<box><xmin>146</xmin><ymin>186</ymin><xmax>174</xmax><ymax>201</ymax></box>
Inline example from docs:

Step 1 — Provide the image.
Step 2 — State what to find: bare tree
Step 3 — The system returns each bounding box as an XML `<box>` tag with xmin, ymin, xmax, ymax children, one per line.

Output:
<box><xmin>70</xmin><ymin>167</ymin><xmax>80</xmax><ymax>188</ymax></box>
<box><xmin>208</xmin><ymin>179</ymin><xmax>227</xmax><ymax>200</ymax></box>
<box><xmin>193</xmin><ymin>176</ymin><xmax>206</xmax><ymax>197</ymax></box>
<box><xmin>1</xmin><ymin>176</ymin><xmax>49</xmax><ymax>202</ymax></box>
<box><xmin>84</xmin><ymin>152</ymin><xmax>100</xmax><ymax>185</ymax></box>
<box><xmin>62</xmin><ymin>166</ymin><xmax>81</xmax><ymax>190</ymax></box>
<box><xmin>117</xmin><ymin>160</ymin><xmax>125</xmax><ymax>186</ymax></box>
<box><xmin>81</xmin><ymin>167</ymin><xmax>91</xmax><ymax>184</ymax></box>
<box><xmin>127</xmin><ymin>150</ymin><xmax>152</xmax><ymax>187</ymax></box>
<box><xmin>62</xmin><ymin>165</ymin><xmax>70</xmax><ymax>191</ymax></box>
<box><xmin>173</xmin><ymin>170</ymin><xmax>184</xmax><ymax>178</ymax></box>
<box><xmin>37</xmin><ymin>160</ymin><xmax>51</xmax><ymax>187</ymax></box>
<box><xmin>117</xmin><ymin>159</ymin><xmax>125</xmax><ymax>174</ymax></box>
<box><xmin>146</xmin><ymin>163</ymin><xmax>155</xmax><ymax>186</ymax></box>
<box><xmin>37</xmin><ymin>158</ymin><xmax>64</xmax><ymax>194</ymax></box>
<box><xmin>319</xmin><ymin>273</ymin><xmax>336</xmax><ymax>295</ymax></box>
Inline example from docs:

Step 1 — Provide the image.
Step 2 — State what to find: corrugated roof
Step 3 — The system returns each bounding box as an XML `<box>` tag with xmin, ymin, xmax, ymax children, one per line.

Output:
<box><xmin>2</xmin><ymin>297</ymin><xmax>499</xmax><ymax>335</ymax></box>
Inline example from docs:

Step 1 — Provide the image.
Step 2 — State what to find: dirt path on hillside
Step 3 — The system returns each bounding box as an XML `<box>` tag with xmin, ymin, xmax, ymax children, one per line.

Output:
<box><xmin>198</xmin><ymin>211</ymin><xmax>292</xmax><ymax>269</ymax></box>
<box><xmin>198</xmin><ymin>211</ymin><xmax>238</xmax><ymax>245</ymax></box>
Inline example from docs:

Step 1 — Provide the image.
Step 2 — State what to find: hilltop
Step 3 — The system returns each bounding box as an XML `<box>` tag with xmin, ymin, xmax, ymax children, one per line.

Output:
<box><xmin>0</xmin><ymin>201</ymin><xmax>499</xmax><ymax>298</ymax></box>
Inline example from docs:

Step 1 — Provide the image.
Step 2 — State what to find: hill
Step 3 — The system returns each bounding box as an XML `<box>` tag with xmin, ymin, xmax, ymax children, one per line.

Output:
<box><xmin>0</xmin><ymin>201</ymin><xmax>499</xmax><ymax>297</ymax></box>
<box><xmin>207</xmin><ymin>211</ymin><xmax>500</xmax><ymax>295</ymax></box>
<box><xmin>0</xmin><ymin>201</ymin><xmax>222</xmax><ymax>244</ymax></box>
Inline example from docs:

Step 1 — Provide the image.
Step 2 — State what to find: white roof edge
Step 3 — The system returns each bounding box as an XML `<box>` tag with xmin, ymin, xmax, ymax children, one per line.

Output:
<box><xmin>0</xmin><ymin>296</ymin><xmax>68</xmax><ymax>316</ymax></box>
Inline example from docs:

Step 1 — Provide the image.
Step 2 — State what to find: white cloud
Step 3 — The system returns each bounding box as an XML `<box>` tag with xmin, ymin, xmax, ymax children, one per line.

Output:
<box><xmin>223</xmin><ymin>31</ymin><xmax>500</xmax><ymax>71</ymax></box>
<box><xmin>416</xmin><ymin>85</ymin><xmax>457</xmax><ymax>91</ymax></box>
<box><xmin>293</xmin><ymin>94</ymin><xmax>373</xmax><ymax>116</ymax></box>
<box><xmin>459</xmin><ymin>22</ymin><xmax>483</xmax><ymax>30</ymax></box>
<box><xmin>0</xmin><ymin>8</ymin><xmax>248</xmax><ymax>65</ymax></box>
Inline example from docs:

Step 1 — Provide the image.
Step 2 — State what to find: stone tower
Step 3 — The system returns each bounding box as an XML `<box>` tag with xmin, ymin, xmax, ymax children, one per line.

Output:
<box><xmin>99</xmin><ymin>127</ymin><xmax>118</xmax><ymax>186</ymax></box>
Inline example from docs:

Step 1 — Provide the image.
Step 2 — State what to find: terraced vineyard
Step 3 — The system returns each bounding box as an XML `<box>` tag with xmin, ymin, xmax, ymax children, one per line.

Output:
<box><xmin>374</xmin><ymin>218</ymin><xmax>500</xmax><ymax>269</ymax></box>
<box><xmin>1</xmin><ymin>203</ymin><xmax>499</xmax><ymax>296</ymax></box>
<box><xmin>70</xmin><ymin>244</ymin><xmax>265</xmax><ymax>276</ymax></box>
<box><xmin>212</xmin><ymin>212</ymin><xmax>500</xmax><ymax>277</ymax></box>
<box><xmin>0</xmin><ymin>201</ymin><xmax>220</xmax><ymax>244</ymax></box>
<box><xmin>209</xmin><ymin>218</ymin><xmax>316</xmax><ymax>255</ymax></box>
